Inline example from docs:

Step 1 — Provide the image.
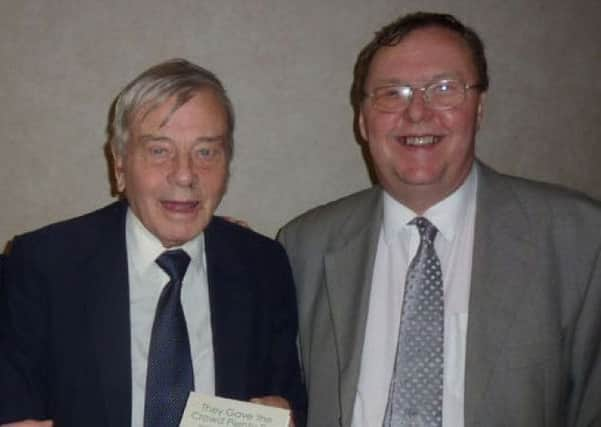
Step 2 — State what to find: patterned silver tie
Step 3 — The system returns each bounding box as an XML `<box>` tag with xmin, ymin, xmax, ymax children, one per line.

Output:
<box><xmin>383</xmin><ymin>217</ymin><xmax>444</xmax><ymax>427</ymax></box>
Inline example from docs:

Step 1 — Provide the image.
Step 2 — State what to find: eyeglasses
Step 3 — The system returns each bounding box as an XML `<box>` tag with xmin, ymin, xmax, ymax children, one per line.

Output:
<box><xmin>366</xmin><ymin>79</ymin><xmax>482</xmax><ymax>112</ymax></box>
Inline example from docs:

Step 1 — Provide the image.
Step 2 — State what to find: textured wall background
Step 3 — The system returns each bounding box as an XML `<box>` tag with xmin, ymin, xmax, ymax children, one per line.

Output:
<box><xmin>1</xmin><ymin>0</ymin><xmax>600</xmax><ymax>247</ymax></box>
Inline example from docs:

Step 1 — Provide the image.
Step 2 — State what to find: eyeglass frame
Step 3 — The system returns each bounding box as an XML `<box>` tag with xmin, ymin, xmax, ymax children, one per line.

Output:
<box><xmin>364</xmin><ymin>78</ymin><xmax>483</xmax><ymax>112</ymax></box>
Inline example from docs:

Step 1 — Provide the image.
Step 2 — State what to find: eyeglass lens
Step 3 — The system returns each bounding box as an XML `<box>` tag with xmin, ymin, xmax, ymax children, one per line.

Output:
<box><xmin>371</xmin><ymin>80</ymin><xmax>469</xmax><ymax>111</ymax></box>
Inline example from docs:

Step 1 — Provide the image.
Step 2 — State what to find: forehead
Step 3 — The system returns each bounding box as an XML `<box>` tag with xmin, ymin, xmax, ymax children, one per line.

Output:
<box><xmin>132</xmin><ymin>88</ymin><xmax>228</xmax><ymax>133</ymax></box>
<box><xmin>367</xmin><ymin>26</ymin><xmax>478</xmax><ymax>85</ymax></box>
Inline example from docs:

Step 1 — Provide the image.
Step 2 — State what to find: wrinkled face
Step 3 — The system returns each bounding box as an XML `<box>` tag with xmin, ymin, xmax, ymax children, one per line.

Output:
<box><xmin>359</xmin><ymin>26</ymin><xmax>485</xmax><ymax>213</ymax></box>
<box><xmin>113</xmin><ymin>89</ymin><xmax>229</xmax><ymax>247</ymax></box>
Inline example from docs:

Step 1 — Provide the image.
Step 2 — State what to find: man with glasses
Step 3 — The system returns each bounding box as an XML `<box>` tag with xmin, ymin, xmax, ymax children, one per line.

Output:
<box><xmin>279</xmin><ymin>11</ymin><xmax>601</xmax><ymax>427</ymax></box>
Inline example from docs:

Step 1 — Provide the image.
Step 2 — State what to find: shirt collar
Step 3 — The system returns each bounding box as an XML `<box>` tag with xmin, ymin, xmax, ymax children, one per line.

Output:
<box><xmin>126</xmin><ymin>209</ymin><xmax>204</xmax><ymax>277</ymax></box>
<box><xmin>382</xmin><ymin>164</ymin><xmax>478</xmax><ymax>245</ymax></box>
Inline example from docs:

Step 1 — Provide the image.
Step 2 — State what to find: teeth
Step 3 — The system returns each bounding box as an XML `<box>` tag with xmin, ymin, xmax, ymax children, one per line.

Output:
<box><xmin>405</xmin><ymin>136</ymin><xmax>437</xmax><ymax>146</ymax></box>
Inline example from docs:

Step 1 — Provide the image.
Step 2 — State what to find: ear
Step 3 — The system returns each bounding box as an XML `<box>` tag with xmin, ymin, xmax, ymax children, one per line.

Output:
<box><xmin>475</xmin><ymin>92</ymin><xmax>486</xmax><ymax>130</ymax></box>
<box><xmin>358</xmin><ymin>108</ymin><xmax>369</xmax><ymax>143</ymax></box>
<box><xmin>111</xmin><ymin>146</ymin><xmax>126</xmax><ymax>193</ymax></box>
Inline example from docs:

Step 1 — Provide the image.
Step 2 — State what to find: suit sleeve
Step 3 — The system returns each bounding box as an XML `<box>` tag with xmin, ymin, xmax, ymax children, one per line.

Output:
<box><xmin>265</xmin><ymin>242</ymin><xmax>307</xmax><ymax>427</ymax></box>
<box><xmin>0</xmin><ymin>236</ymin><xmax>50</xmax><ymax>423</ymax></box>
<box><xmin>570</xmin><ymin>242</ymin><xmax>601</xmax><ymax>427</ymax></box>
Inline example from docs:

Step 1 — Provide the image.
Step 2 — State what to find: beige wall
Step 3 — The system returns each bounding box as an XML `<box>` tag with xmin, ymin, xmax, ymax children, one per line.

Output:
<box><xmin>1</xmin><ymin>0</ymin><xmax>600</xmax><ymax>248</ymax></box>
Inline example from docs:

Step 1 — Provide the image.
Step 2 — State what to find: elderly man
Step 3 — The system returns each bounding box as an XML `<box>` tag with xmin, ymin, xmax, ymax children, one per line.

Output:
<box><xmin>0</xmin><ymin>59</ymin><xmax>306</xmax><ymax>427</ymax></box>
<box><xmin>279</xmin><ymin>12</ymin><xmax>601</xmax><ymax>427</ymax></box>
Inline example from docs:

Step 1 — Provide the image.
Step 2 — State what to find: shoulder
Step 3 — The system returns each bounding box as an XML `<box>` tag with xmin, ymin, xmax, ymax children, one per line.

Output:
<box><xmin>9</xmin><ymin>201</ymin><xmax>126</xmax><ymax>258</ymax></box>
<box><xmin>206</xmin><ymin>215</ymin><xmax>287</xmax><ymax>260</ymax></box>
<box><xmin>479</xmin><ymin>164</ymin><xmax>601</xmax><ymax>227</ymax></box>
<box><xmin>205</xmin><ymin>217</ymin><xmax>296</xmax><ymax>298</ymax></box>
<box><xmin>281</xmin><ymin>187</ymin><xmax>380</xmax><ymax>237</ymax></box>
<box><xmin>278</xmin><ymin>187</ymin><xmax>382</xmax><ymax>261</ymax></box>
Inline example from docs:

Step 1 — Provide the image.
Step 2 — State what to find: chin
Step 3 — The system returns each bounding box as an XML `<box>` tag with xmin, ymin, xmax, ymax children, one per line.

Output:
<box><xmin>160</xmin><ymin>235</ymin><xmax>194</xmax><ymax>248</ymax></box>
<box><xmin>396</xmin><ymin>168</ymin><xmax>445</xmax><ymax>187</ymax></box>
<box><xmin>157</xmin><ymin>226</ymin><xmax>204</xmax><ymax>248</ymax></box>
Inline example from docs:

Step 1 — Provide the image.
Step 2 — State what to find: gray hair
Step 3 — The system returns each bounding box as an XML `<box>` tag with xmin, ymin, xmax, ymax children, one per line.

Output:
<box><xmin>109</xmin><ymin>58</ymin><xmax>235</xmax><ymax>158</ymax></box>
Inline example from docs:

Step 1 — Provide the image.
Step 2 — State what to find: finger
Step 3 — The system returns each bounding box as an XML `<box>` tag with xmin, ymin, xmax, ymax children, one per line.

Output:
<box><xmin>1</xmin><ymin>421</ymin><xmax>53</xmax><ymax>427</ymax></box>
<box><xmin>249</xmin><ymin>395</ymin><xmax>290</xmax><ymax>409</ymax></box>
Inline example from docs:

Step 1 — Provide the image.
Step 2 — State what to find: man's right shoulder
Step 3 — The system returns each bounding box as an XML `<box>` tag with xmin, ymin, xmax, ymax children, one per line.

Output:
<box><xmin>9</xmin><ymin>201</ymin><xmax>126</xmax><ymax>255</ymax></box>
<box><xmin>279</xmin><ymin>187</ymin><xmax>381</xmax><ymax>249</ymax></box>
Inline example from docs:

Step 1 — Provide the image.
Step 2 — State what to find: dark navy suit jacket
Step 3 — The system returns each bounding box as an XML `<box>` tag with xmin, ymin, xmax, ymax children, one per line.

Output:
<box><xmin>0</xmin><ymin>201</ymin><xmax>306</xmax><ymax>426</ymax></box>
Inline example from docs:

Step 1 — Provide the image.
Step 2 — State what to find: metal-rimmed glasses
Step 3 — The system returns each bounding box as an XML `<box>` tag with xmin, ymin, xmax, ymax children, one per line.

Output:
<box><xmin>366</xmin><ymin>79</ymin><xmax>482</xmax><ymax>112</ymax></box>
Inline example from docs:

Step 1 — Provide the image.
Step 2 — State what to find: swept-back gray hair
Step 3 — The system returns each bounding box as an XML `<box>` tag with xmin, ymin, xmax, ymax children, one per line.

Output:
<box><xmin>109</xmin><ymin>58</ymin><xmax>235</xmax><ymax>158</ymax></box>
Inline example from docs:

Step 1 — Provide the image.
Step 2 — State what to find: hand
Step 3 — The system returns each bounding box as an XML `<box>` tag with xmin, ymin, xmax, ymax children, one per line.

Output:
<box><xmin>1</xmin><ymin>421</ymin><xmax>53</xmax><ymax>427</ymax></box>
<box><xmin>250</xmin><ymin>396</ymin><xmax>294</xmax><ymax>427</ymax></box>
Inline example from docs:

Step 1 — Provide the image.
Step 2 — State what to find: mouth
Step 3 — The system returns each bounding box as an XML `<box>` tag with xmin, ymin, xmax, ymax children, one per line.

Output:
<box><xmin>161</xmin><ymin>200</ymin><xmax>200</xmax><ymax>213</ymax></box>
<box><xmin>398</xmin><ymin>135</ymin><xmax>441</xmax><ymax>146</ymax></box>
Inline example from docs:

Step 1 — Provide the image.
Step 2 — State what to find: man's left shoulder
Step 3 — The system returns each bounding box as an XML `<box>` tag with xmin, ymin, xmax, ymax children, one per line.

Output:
<box><xmin>206</xmin><ymin>216</ymin><xmax>285</xmax><ymax>256</ymax></box>
<box><xmin>512</xmin><ymin>176</ymin><xmax>601</xmax><ymax>222</ymax></box>
<box><xmin>481</xmin><ymin>164</ymin><xmax>601</xmax><ymax>224</ymax></box>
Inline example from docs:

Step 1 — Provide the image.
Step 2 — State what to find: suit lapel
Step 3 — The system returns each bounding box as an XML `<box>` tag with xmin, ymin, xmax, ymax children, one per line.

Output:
<box><xmin>84</xmin><ymin>202</ymin><xmax>132</xmax><ymax>426</ymax></box>
<box><xmin>204</xmin><ymin>219</ymin><xmax>254</xmax><ymax>399</ymax></box>
<box><xmin>323</xmin><ymin>189</ymin><xmax>383</xmax><ymax>426</ymax></box>
<box><xmin>464</xmin><ymin>165</ymin><xmax>536</xmax><ymax>425</ymax></box>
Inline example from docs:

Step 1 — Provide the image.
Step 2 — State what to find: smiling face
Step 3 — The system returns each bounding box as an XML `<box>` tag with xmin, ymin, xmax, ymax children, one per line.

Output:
<box><xmin>359</xmin><ymin>26</ymin><xmax>485</xmax><ymax>213</ymax></box>
<box><xmin>113</xmin><ymin>89</ymin><xmax>229</xmax><ymax>247</ymax></box>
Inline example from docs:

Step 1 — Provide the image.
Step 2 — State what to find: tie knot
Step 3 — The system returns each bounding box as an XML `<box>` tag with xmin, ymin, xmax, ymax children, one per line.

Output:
<box><xmin>156</xmin><ymin>249</ymin><xmax>191</xmax><ymax>282</ymax></box>
<box><xmin>410</xmin><ymin>217</ymin><xmax>438</xmax><ymax>244</ymax></box>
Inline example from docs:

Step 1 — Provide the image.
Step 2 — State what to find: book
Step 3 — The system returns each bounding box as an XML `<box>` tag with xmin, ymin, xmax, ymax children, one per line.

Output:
<box><xmin>180</xmin><ymin>393</ymin><xmax>290</xmax><ymax>427</ymax></box>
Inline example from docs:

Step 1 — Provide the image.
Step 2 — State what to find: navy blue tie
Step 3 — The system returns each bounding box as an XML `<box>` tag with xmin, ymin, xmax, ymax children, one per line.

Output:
<box><xmin>144</xmin><ymin>249</ymin><xmax>194</xmax><ymax>427</ymax></box>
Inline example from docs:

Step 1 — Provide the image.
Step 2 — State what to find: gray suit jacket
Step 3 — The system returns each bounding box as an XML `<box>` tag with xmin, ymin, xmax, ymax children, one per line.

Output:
<box><xmin>279</xmin><ymin>163</ymin><xmax>601</xmax><ymax>427</ymax></box>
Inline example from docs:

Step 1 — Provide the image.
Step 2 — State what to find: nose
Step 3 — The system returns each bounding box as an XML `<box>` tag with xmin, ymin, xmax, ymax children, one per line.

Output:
<box><xmin>404</xmin><ymin>88</ymin><xmax>433</xmax><ymax>123</ymax></box>
<box><xmin>170</xmin><ymin>152</ymin><xmax>196</xmax><ymax>187</ymax></box>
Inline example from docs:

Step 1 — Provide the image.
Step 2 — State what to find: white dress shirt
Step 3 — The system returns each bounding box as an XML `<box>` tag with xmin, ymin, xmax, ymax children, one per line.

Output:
<box><xmin>126</xmin><ymin>210</ymin><xmax>215</xmax><ymax>427</ymax></box>
<box><xmin>351</xmin><ymin>166</ymin><xmax>478</xmax><ymax>427</ymax></box>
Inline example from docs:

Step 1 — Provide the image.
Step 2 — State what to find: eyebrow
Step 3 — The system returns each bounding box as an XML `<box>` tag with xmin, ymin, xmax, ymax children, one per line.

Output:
<box><xmin>371</xmin><ymin>78</ymin><xmax>404</xmax><ymax>87</ymax></box>
<box><xmin>138</xmin><ymin>134</ymin><xmax>225</xmax><ymax>144</ymax></box>
<box><xmin>372</xmin><ymin>73</ymin><xmax>463</xmax><ymax>87</ymax></box>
